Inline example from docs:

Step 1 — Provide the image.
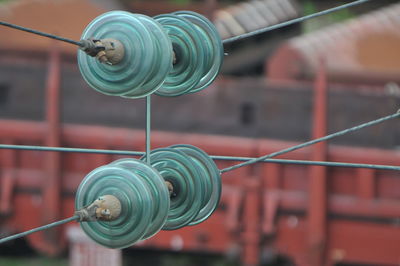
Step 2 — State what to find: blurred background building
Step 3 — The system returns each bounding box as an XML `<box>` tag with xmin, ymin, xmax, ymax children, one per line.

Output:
<box><xmin>0</xmin><ymin>0</ymin><xmax>399</xmax><ymax>266</ymax></box>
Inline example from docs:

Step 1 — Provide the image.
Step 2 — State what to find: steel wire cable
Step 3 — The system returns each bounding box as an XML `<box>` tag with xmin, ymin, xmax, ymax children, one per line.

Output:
<box><xmin>0</xmin><ymin>216</ymin><xmax>79</xmax><ymax>244</ymax></box>
<box><xmin>0</xmin><ymin>146</ymin><xmax>398</xmax><ymax>245</ymax></box>
<box><xmin>220</xmin><ymin>111</ymin><xmax>400</xmax><ymax>173</ymax></box>
<box><xmin>222</xmin><ymin>0</ymin><xmax>371</xmax><ymax>44</ymax></box>
<box><xmin>0</xmin><ymin>144</ymin><xmax>398</xmax><ymax>172</ymax></box>
<box><xmin>0</xmin><ymin>0</ymin><xmax>371</xmax><ymax>47</ymax></box>
<box><xmin>213</xmin><ymin>157</ymin><xmax>400</xmax><ymax>172</ymax></box>
<box><xmin>0</xmin><ymin>21</ymin><xmax>82</xmax><ymax>46</ymax></box>
<box><xmin>0</xmin><ymin>111</ymin><xmax>398</xmax><ymax>172</ymax></box>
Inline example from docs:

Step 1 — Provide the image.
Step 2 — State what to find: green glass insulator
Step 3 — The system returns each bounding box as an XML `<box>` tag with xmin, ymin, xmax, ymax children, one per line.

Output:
<box><xmin>77</xmin><ymin>11</ymin><xmax>156</xmax><ymax>97</ymax></box>
<box><xmin>154</xmin><ymin>14</ymin><xmax>205</xmax><ymax>97</ymax></box>
<box><xmin>75</xmin><ymin>165</ymin><xmax>153</xmax><ymax>248</ymax></box>
<box><xmin>171</xmin><ymin>145</ymin><xmax>221</xmax><ymax>225</ymax></box>
<box><xmin>110</xmin><ymin>159</ymin><xmax>170</xmax><ymax>239</ymax></box>
<box><xmin>171</xmin><ymin>145</ymin><xmax>211</xmax><ymax>212</ymax></box>
<box><xmin>122</xmin><ymin>14</ymin><xmax>173</xmax><ymax>98</ymax></box>
<box><xmin>174</xmin><ymin>11</ymin><xmax>224</xmax><ymax>94</ymax></box>
<box><xmin>142</xmin><ymin>148</ymin><xmax>203</xmax><ymax>230</ymax></box>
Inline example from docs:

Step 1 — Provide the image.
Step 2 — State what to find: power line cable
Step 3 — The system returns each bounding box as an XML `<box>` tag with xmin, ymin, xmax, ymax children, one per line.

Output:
<box><xmin>0</xmin><ymin>216</ymin><xmax>79</xmax><ymax>245</ymax></box>
<box><xmin>212</xmin><ymin>157</ymin><xmax>400</xmax><ymax>172</ymax></box>
<box><xmin>0</xmin><ymin>0</ymin><xmax>371</xmax><ymax>47</ymax></box>
<box><xmin>0</xmin><ymin>111</ymin><xmax>399</xmax><ymax>172</ymax></box>
<box><xmin>222</xmin><ymin>0</ymin><xmax>371</xmax><ymax>44</ymax></box>
<box><xmin>0</xmin><ymin>143</ymin><xmax>398</xmax><ymax>172</ymax></box>
<box><xmin>220</xmin><ymin>111</ymin><xmax>400</xmax><ymax>173</ymax></box>
<box><xmin>0</xmin><ymin>21</ymin><xmax>82</xmax><ymax>46</ymax></box>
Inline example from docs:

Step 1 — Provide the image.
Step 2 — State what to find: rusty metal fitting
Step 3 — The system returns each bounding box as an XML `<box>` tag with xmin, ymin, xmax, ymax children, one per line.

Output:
<box><xmin>79</xmin><ymin>38</ymin><xmax>104</xmax><ymax>57</ymax></box>
<box><xmin>75</xmin><ymin>195</ymin><xmax>122</xmax><ymax>222</ymax></box>
<box><xmin>80</xmin><ymin>38</ymin><xmax>125</xmax><ymax>65</ymax></box>
<box><xmin>165</xmin><ymin>181</ymin><xmax>175</xmax><ymax>197</ymax></box>
<box><xmin>95</xmin><ymin>39</ymin><xmax>125</xmax><ymax>65</ymax></box>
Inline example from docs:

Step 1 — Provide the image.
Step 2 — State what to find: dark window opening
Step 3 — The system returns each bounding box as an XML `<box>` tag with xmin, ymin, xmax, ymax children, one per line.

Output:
<box><xmin>240</xmin><ymin>102</ymin><xmax>255</xmax><ymax>125</ymax></box>
<box><xmin>0</xmin><ymin>84</ymin><xmax>10</xmax><ymax>105</ymax></box>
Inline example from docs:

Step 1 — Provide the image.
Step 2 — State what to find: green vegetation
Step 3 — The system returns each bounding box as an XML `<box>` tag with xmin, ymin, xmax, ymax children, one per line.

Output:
<box><xmin>169</xmin><ymin>0</ymin><xmax>191</xmax><ymax>5</ymax></box>
<box><xmin>302</xmin><ymin>0</ymin><xmax>355</xmax><ymax>33</ymax></box>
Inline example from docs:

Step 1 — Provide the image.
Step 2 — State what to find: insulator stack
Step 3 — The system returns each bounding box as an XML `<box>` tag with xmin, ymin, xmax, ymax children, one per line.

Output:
<box><xmin>77</xmin><ymin>11</ymin><xmax>223</xmax><ymax>98</ymax></box>
<box><xmin>75</xmin><ymin>144</ymin><xmax>221</xmax><ymax>248</ymax></box>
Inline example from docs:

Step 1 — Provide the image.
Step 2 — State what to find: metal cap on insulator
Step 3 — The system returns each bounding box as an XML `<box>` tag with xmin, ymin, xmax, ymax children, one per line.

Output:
<box><xmin>80</xmin><ymin>38</ymin><xmax>125</xmax><ymax>65</ymax></box>
<box><xmin>75</xmin><ymin>194</ymin><xmax>122</xmax><ymax>222</ymax></box>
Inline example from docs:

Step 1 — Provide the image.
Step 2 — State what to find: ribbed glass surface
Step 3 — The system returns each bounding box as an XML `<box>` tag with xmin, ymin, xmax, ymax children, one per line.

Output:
<box><xmin>110</xmin><ymin>159</ymin><xmax>169</xmax><ymax>239</ymax></box>
<box><xmin>122</xmin><ymin>14</ymin><xmax>173</xmax><ymax>98</ymax></box>
<box><xmin>171</xmin><ymin>144</ymin><xmax>221</xmax><ymax>225</ymax></box>
<box><xmin>154</xmin><ymin>14</ymin><xmax>205</xmax><ymax>97</ymax></box>
<box><xmin>143</xmin><ymin>148</ymin><xmax>203</xmax><ymax>230</ymax></box>
<box><xmin>77</xmin><ymin>11</ymin><xmax>161</xmax><ymax>98</ymax></box>
<box><xmin>75</xmin><ymin>165</ymin><xmax>153</xmax><ymax>248</ymax></box>
<box><xmin>174</xmin><ymin>11</ymin><xmax>224</xmax><ymax>94</ymax></box>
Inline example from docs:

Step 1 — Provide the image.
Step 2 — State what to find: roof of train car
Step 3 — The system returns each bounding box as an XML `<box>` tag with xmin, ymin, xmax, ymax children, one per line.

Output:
<box><xmin>268</xmin><ymin>2</ymin><xmax>400</xmax><ymax>84</ymax></box>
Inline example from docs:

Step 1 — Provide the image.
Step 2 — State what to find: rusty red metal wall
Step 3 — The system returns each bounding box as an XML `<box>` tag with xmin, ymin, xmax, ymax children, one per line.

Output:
<box><xmin>0</xmin><ymin>50</ymin><xmax>399</xmax><ymax>266</ymax></box>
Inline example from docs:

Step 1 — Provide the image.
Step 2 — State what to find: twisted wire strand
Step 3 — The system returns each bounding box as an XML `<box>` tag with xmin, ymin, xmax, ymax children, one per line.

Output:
<box><xmin>0</xmin><ymin>141</ymin><xmax>399</xmax><ymax>172</ymax></box>
<box><xmin>0</xmin><ymin>21</ymin><xmax>82</xmax><ymax>46</ymax></box>
<box><xmin>0</xmin><ymin>0</ymin><xmax>370</xmax><ymax>47</ymax></box>
<box><xmin>212</xmin><ymin>156</ymin><xmax>400</xmax><ymax>172</ymax></box>
<box><xmin>0</xmin><ymin>216</ymin><xmax>79</xmax><ymax>245</ymax></box>
<box><xmin>0</xmin><ymin>144</ymin><xmax>144</xmax><ymax>156</ymax></box>
<box><xmin>0</xmin><ymin>117</ymin><xmax>397</xmax><ymax>246</ymax></box>
<box><xmin>222</xmin><ymin>0</ymin><xmax>371</xmax><ymax>44</ymax></box>
<box><xmin>220</xmin><ymin>111</ymin><xmax>400</xmax><ymax>173</ymax></box>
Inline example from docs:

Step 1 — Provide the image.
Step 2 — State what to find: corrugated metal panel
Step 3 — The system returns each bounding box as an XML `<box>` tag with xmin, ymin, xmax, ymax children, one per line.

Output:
<box><xmin>214</xmin><ymin>0</ymin><xmax>300</xmax><ymax>39</ymax></box>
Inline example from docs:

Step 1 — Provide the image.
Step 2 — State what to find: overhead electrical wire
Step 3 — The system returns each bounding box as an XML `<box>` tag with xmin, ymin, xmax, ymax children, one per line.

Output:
<box><xmin>222</xmin><ymin>0</ymin><xmax>371</xmax><ymax>44</ymax></box>
<box><xmin>0</xmin><ymin>21</ymin><xmax>82</xmax><ymax>46</ymax></box>
<box><xmin>0</xmin><ymin>111</ymin><xmax>398</xmax><ymax>244</ymax></box>
<box><xmin>0</xmin><ymin>216</ymin><xmax>79</xmax><ymax>245</ymax></box>
<box><xmin>220</xmin><ymin>111</ymin><xmax>400</xmax><ymax>173</ymax></box>
<box><xmin>0</xmin><ymin>0</ymin><xmax>371</xmax><ymax>47</ymax></box>
<box><xmin>0</xmin><ymin>110</ymin><xmax>398</xmax><ymax>172</ymax></box>
<box><xmin>0</xmin><ymin>142</ymin><xmax>399</xmax><ymax>172</ymax></box>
